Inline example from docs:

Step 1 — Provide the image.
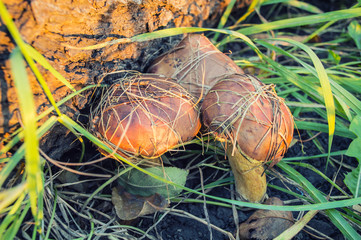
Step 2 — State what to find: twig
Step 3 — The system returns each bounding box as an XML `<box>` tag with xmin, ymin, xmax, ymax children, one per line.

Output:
<box><xmin>199</xmin><ymin>167</ymin><xmax>213</xmax><ymax>240</ymax></box>
<box><xmin>304</xmin><ymin>224</ymin><xmax>334</xmax><ymax>240</ymax></box>
<box><xmin>40</xmin><ymin>148</ymin><xmax>111</xmax><ymax>178</ymax></box>
<box><xmin>230</xmin><ymin>184</ymin><xmax>240</xmax><ymax>240</ymax></box>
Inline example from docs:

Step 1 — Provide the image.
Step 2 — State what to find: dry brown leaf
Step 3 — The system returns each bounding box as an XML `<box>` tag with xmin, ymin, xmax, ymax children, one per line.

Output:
<box><xmin>112</xmin><ymin>186</ymin><xmax>169</xmax><ymax>220</ymax></box>
<box><xmin>239</xmin><ymin>197</ymin><xmax>294</xmax><ymax>240</ymax></box>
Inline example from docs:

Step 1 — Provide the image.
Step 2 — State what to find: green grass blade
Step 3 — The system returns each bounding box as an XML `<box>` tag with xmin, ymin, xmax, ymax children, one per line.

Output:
<box><xmin>0</xmin><ymin>116</ymin><xmax>57</xmax><ymax>188</ymax></box>
<box><xmin>86</xmin><ymin>213</ymin><xmax>95</xmax><ymax>240</ymax></box>
<box><xmin>0</xmin><ymin>182</ymin><xmax>27</xmax><ymax>212</ymax></box>
<box><xmin>0</xmin><ymin>1</ymin><xmax>24</xmax><ymax>49</ymax></box>
<box><xmin>44</xmin><ymin>190</ymin><xmax>57</xmax><ymax>240</ymax></box>
<box><xmin>37</xmin><ymin>85</ymin><xmax>99</xmax><ymax>120</ymax></box>
<box><xmin>0</xmin><ymin>146</ymin><xmax>24</xmax><ymax>189</ymax></box>
<box><xmin>213</xmin><ymin>0</ymin><xmax>237</xmax><ymax>42</ymax></box>
<box><xmin>284</xmin><ymin>0</ymin><xmax>323</xmax><ymax>14</ymax></box>
<box><xmin>37</xmin><ymin>169</ymin><xmax>44</xmax><ymax>234</ymax></box>
<box><xmin>277</xmin><ymin>161</ymin><xmax>361</xmax><ymax>239</ymax></box>
<box><xmin>342</xmin><ymin>208</ymin><xmax>361</xmax><ymax>226</ymax></box>
<box><xmin>10</xmin><ymin>47</ymin><xmax>42</xmax><ymax>220</ymax></box>
<box><xmin>233</xmin><ymin>0</ymin><xmax>260</xmax><ymax>26</ymax></box>
<box><xmin>23</xmin><ymin>44</ymin><xmax>76</xmax><ymax>92</ymax></box>
<box><xmin>294</xmin><ymin>121</ymin><xmax>354</xmax><ymax>139</ymax></box>
<box><xmin>3</xmin><ymin>202</ymin><xmax>30</xmax><ymax>240</ymax></box>
<box><xmin>289</xmin><ymin>162</ymin><xmax>349</xmax><ymax>196</ymax></box>
<box><xmin>261</xmin><ymin>55</ymin><xmax>323</xmax><ymax>101</ymax></box>
<box><xmin>348</xmin><ymin>20</ymin><xmax>361</xmax><ymax>50</ymax></box>
<box><xmin>285</xmin><ymin>101</ymin><xmax>325</xmax><ymax>109</ymax></box>
<box><xmin>289</xmin><ymin>90</ymin><xmax>337</xmax><ymax>121</ymax></box>
<box><xmin>268</xmin><ymin>184</ymin><xmax>309</xmax><ymax>201</ymax></box>
<box><xmin>335</xmin><ymin>95</ymin><xmax>353</xmax><ymax>122</ymax></box>
<box><xmin>283</xmin><ymin>150</ymin><xmax>347</xmax><ymax>161</ymax></box>
<box><xmin>65</xmin><ymin>27</ymin><xmax>263</xmax><ymax>59</ymax></box>
<box><xmin>304</xmin><ymin>2</ymin><xmax>360</xmax><ymax>42</ymax></box>
<box><xmin>238</xmin><ymin>7</ymin><xmax>361</xmax><ymax>35</ymax></box>
<box><xmin>80</xmin><ymin>166</ymin><xmax>133</xmax><ymax>213</ymax></box>
<box><xmin>329</xmin><ymin>79</ymin><xmax>361</xmax><ymax>117</ymax></box>
<box><xmin>0</xmin><ymin>194</ymin><xmax>26</xmax><ymax>237</ymax></box>
<box><xmin>262</xmin><ymin>0</ymin><xmax>290</xmax><ymax>4</ymax></box>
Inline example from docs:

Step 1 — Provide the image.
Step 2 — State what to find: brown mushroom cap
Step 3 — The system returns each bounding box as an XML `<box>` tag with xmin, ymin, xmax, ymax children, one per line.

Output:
<box><xmin>147</xmin><ymin>34</ymin><xmax>244</xmax><ymax>100</ymax></box>
<box><xmin>201</xmin><ymin>74</ymin><xmax>294</xmax><ymax>165</ymax></box>
<box><xmin>93</xmin><ymin>74</ymin><xmax>201</xmax><ymax>159</ymax></box>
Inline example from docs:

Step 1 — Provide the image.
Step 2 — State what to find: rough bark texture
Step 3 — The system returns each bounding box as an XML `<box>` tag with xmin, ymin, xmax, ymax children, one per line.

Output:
<box><xmin>0</xmin><ymin>0</ymin><xmax>249</xmax><ymax>158</ymax></box>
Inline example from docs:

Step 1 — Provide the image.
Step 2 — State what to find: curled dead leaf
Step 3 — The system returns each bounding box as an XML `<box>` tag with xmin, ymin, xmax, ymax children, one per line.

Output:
<box><xmin>111</xmin><ymin>186</ymin><xmax>169</xmax><ymax>220</ymax></box>
<box><xmin>239</xmin><ymin>197</ymin><xmax>294</xmax><ymax>240</ymax></box>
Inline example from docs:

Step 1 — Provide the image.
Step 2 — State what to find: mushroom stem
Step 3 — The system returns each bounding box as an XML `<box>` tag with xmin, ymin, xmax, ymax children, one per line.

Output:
<box><xmin>226</xmin><ymin>143</ymin><xmax>267</xmax><ymax>203</ymax></box>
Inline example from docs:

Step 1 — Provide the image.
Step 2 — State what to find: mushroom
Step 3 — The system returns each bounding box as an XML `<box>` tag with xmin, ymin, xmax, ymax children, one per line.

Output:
<box><xmin>147</xmin><ymin>34</ymin><xmax>244</xmax><ymax>101</ymax></box>
<box><xmin>201</xmin><ymin>74</ymin><xmax>294</xmax><ymax>202</ymax></box>
<box><xmin>92</xmin><ymin>73</ymin><xmax>201</xmax><ymax>162</ymax></box>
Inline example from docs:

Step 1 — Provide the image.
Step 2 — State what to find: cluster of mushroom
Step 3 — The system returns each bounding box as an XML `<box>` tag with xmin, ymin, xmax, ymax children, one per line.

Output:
<box><xmin>92</xmin><ymin>34</ymin><xmax>294</xmax><ymax>203</ymax></box>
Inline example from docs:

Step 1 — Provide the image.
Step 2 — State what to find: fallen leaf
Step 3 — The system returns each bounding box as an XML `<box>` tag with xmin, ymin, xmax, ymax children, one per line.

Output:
<box><xmin>112</xmin><ymin>186</ymin><xmax>168</xmax><ymax>220</ymax></box>
<box><xmin>118</xmin><ymin>166</ymin><xmax>188</xmax><ymax>198</ymax></box>
<box><xmin>239</xmin><ymin>197</ymin><xmax>294</xmax><ymax>240</ymax></box>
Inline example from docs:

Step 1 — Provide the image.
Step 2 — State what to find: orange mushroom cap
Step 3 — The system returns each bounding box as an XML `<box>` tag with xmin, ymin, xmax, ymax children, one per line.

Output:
<box><xmin>201</xmin><ymin>74</ymin><xmax>294</xmax><ymax>166</ymax></box>
<box><xmin>93</xmin><ymin>74</ymin><xmax>201</xmax><ymax>159</ymax></box>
